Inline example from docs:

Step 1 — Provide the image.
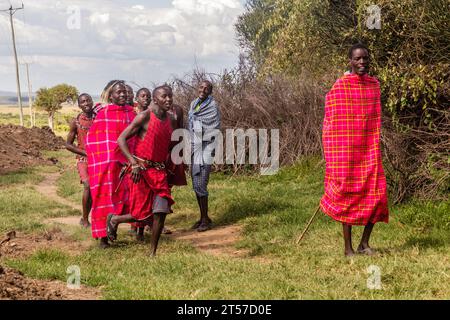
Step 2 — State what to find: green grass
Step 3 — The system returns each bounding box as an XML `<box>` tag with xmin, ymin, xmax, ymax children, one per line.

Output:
<box><xmin>1</xmin><ymin>151</ymin><xmax>449</xmax><ymax>299</ymax></box>
<box><xmin>0</xmin><ymin>167</ymin><xmax>44</xmax><ymax>187</ymax></box>
<box><xmin>0</xmin><ymin>185</ymin><xmax>79</xmax><ymax>233</ymax></box>
<box><xmin>0</xmin><ymin>110</ymin><xmax>77</xmax><ymax>137</ymax></box>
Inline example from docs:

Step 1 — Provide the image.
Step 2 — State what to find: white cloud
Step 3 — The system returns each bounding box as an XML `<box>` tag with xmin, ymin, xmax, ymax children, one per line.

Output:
<box><xmin>89</xmin><ymin>13</ymin><xmax>110</xmax><ymax>25</ymax></box>
<box><xmin>0</xmin><ymin>0</ymin><xmax>245</xmax><ymax>94</ymax></box>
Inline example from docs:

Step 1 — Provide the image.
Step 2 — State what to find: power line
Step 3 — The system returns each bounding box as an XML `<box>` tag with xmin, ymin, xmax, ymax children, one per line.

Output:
<box><xmin>1</xmin><ymin>2</ymin><xmax>25</xmax><ymax>126</ymax></box>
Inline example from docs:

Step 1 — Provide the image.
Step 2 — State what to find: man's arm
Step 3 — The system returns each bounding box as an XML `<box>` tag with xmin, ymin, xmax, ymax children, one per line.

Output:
<box><xmin>65</xmin><ymin>118</ymin><xmax>86</xmax><ymax>157</ymax></box>
<box><xmin>118</xmin><ymin>111</ymin><xmax>149</xmax><ymax>183</ymax></box>
<box><xmin>118</xmin><ymin>111</ymin><xmax>148</xmax><ymax>165</ymax></box>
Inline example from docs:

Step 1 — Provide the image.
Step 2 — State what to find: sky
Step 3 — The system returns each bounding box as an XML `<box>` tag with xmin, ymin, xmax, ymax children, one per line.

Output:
<box><xmin>0</xmin><ymin>0</ymin><xmax>246</xmax><ymax>95</ymax></box>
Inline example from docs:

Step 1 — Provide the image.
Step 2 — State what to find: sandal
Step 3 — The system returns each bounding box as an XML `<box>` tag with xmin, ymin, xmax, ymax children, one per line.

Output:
<box><xmin>191</xmin><ymin>218</ymin><xmax>212</xmax><ymax>230</ymax></box>
<box><xmin>357</xmin><ymin>247</ymin><xmax>376</xmax><ymax>256</ymax></box>
<box><xmin>79</xmin><ymin>218</ymin><xmax>91</xmax><ymax>228</ymax></box>
<box><xmin>197</xmin><ymin>222</ymin><xmax>212</xmax><ymax>232</ymax></box>
<box><xmin>106</xmin><ymin>214</ymin><xmax>117</xmax><ymax>242</ymax></box>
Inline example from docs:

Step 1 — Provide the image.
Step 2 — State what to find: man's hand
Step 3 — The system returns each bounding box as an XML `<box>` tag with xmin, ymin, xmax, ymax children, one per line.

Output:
<box><xmin>130</xmin><ymin>158</ymin><xmax>146</xmax><ymax>183</ymax></box>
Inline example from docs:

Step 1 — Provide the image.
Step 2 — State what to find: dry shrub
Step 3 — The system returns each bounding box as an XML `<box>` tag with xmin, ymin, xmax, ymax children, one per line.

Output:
<box><xmin>382</xmin><ymin>109</ymin><xmax>450</xmax><ymax>204</ymax></box>
<box><xmin>171</xmin><ymin>67</ymin><xmax>324</xmax><ymax>173</ymax></box>
<box><xmin>171</xmin><ymin>66</ymin><xmax>448</xmax><ymax>202</ymax></box>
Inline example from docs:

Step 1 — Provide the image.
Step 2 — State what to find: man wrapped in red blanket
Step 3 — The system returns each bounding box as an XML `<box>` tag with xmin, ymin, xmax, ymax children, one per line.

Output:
<box><xmin>109</xmin><ymin>86</ymin><xmax>176</xmax><ymax>257</ymax></box>
<box><xmin>320</xmin><ymin>43</ymin><xmax>389</xmax><ymax>256</ymax></box>
<box><xmin>85</xmin><ymin>80</ymin><xmax>136</xmax><ymax>248</ymax></box>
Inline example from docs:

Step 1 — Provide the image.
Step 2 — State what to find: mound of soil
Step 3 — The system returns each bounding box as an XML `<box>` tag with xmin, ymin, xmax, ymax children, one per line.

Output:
<box><xmin>0</xmin><ymin>265</ymin><xmax>64</xmax><ymax>300</ymax></box>
<box><xmin>0</xmin><ymin>229</ymin><xmax>99</xmax><ymax>300</ymax></box>
<box><xmin>0</xmin><ymin>125</ymin><xmax>64</xmax><ymax>174</ymax></box>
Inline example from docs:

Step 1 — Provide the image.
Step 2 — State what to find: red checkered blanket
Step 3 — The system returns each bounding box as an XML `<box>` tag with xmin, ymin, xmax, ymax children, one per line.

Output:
<box><xmin>320</xmin><ymin>74</ymin><xmax>389</xmax><ymax>225</ymax></box>
<box><xmin>85</xmin><ymin>104</ymin><xmax>136</xmax><ymax>238</ymax></box>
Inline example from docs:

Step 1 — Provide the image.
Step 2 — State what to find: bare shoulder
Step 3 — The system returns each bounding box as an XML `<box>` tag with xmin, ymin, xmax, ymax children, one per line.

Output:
<box><xmin>69</xmin><ymin>117</ymin><xmax>78</xmax><ymax>130</ymax></box>
<box><xmin>133</xmin><ymin>109</ymin><xmax>151</xmax><ymax>125</ymax></box>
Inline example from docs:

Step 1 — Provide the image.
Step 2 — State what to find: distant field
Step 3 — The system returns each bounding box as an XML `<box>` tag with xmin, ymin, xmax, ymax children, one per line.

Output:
<box><xmin>0</xmin><ymin>104</ymin><xmax>79</xmax><ymax>115</ymax></box>
<box><xmin>0</xmin><ymin>104</ymin><xmax>78</xmax><ymax>138</ymax></box>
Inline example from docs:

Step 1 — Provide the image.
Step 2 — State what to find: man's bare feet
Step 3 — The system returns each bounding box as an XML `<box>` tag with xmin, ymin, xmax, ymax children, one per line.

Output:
<box><xmin>136</xmin><ymin>233</ymin><xmax>145</xmax><ymax>242</ymax></box>
<box><xmin>99</xmin><ymin>237</ymin><xmax>110</xmax><ymax>249</ymax></box>
<box><xmin>345</xmin><ymin>249</ymin><xmax>355</xmax><ymax>257</ymax></box>
<box><xmin>357</xmin><ymin>245</ymin><xmax>376</xmax><ymax>255</ymax></box>
<box><xmin>79</xmin><ymin>218</ymin><xmax>91</xmax><ymax>228</ymax></box>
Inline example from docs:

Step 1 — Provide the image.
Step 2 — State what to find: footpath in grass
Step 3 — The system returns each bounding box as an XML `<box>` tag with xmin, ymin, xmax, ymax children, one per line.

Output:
<box><xmin>1</xmin><ymin>150</ymin><xmax>449</xmax><ymax>299</ymax></box>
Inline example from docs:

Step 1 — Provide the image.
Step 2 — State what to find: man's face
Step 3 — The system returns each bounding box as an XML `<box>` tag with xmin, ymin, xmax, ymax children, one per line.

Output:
<box><xmin>154</xmin><ymin>88</ymin><xmax>173</xmax><ymax>112</ymax></box>
<box><xmin>350</xmin><ymin>48</ymin><xmax>370</xmax><ymax>75</ymax></box>
<box><xmin>137</xmin><ymin>89</ymin><xmax>151</xmax><ymax>110</ymax></box>
<box><xmin>110</xmin><ymin>84</ymin><xmax>127</xmax><ymax>106</ymax></box>
<box><xmin>78</xmin><ymin>95</ymin><xmax>93</xmax><ymax>114</ymax></box>
<box><xmin>126</xmin><ymin>86</ymin><xmax>134</xmax><ymax>105</ymax></box>
<box><xmin>198</xmin><ymin>82</ymin><xmax>212</xmax><ymax>100</ymax></box>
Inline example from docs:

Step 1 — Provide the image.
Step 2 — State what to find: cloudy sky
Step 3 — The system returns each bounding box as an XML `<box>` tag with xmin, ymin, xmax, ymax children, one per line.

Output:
<box><xmin>0</xmin><ymin>0</ymin><xmax>245</xmax><ymax>95</ymax></box>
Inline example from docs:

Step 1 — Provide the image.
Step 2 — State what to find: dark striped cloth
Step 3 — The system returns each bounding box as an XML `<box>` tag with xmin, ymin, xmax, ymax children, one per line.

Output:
<box><xmin>188</xmin><ymin>95</ymin><xmax>220</xmax><ymax>197</ymax></box>
<box><xmin>191</xmin><ymin>164</ymin><xmax>211</xmax><ymax>197</ymax></box>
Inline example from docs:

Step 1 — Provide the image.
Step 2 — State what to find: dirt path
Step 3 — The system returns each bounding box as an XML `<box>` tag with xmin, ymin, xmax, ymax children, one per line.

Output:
<box><xmin>35</xmin><ymin>171</ymin><xmax>247</xmax><ymax>257</ymax></box>
<box><xmin>171</xmin><ymin>225</ymin><xmax>248</xmax><ymax>257</ymax></box>
<box><xmin>35</xmin><ymin>171</ymin><xmax>81</xmax><ymax>212</ymax></box>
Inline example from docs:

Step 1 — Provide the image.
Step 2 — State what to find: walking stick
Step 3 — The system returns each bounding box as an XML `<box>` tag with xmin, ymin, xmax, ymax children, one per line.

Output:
<box><xmin>296</xmin><ymin>206</ymin><xmax>320</xmax><ymax>244</ymax></box>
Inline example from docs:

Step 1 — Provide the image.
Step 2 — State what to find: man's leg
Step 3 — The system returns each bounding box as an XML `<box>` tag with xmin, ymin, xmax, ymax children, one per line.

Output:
<box><xmin>136</xmin><ymin>227</ymin><xmax>145</xmax><ymax>242</ymax></box>
<box><xmin>150</xmin><ymin>212</ymin><xmax>166</xmax><ymax>256</ymax></box>
<box><xmin>343</xmin><ymin>223</ymin><xmax>355</xmax><ymax>256</ymax></box>
<box><xmin>357</xmin><ymin>222</ymin><xmax>375</xmax><ymax>255</ymax></box>
<box><xmin>192</xmin><ymin>165</ymin><xmax>212</xmax><ymax>231</ymax></box>
<box><xmin>99</xmin><ymin>237</ymin><xmax>110</xmax><ymax>249</ymax></box>
<box><xmin>109</xmin><ymin>214</ymin><xmax>137</xmax><ymax>241</ymax></box>
<box><xmin>197</xmin><ymin>196</ymin><xmax>211</xmax><ymax>232</ymax></box>
<box><xmin>80</xmin><ymin>183</ymin><xmax>91</xmax><ymax>228</ymax></box>
<box><xmin>111</xmin><ymin>214</ymin><xmax>136</xmax><ymax>227</ymax></box>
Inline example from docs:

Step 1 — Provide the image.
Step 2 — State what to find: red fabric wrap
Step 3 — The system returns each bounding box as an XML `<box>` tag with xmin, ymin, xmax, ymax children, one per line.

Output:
<box><xmin>129</xmin><ymin>168</ymin><xmax>174</xmax><ymax>221</ymax></box>
<box><xmin>85</xmin><ymin>104</ymin><xmax>136</xmax><ymax>238</ymax></box>
<box><xmin>130</xmin><ymin>112</ymin><xmax>174</xmax><ymax>224</ymax></box>
<box><xmin>77</xmin><ymin>161</ymin><xmax>89</xmax><ymax>184</ymax></box>
<box><xmin>320</xmin><ymin>74</ymin><xmax>389</xmax><ymax>226</ymax></box>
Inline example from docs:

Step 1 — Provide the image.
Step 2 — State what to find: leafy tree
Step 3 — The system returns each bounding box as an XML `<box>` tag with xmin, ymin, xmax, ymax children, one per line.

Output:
<box><xmin>34</xmin><ymin>84</ymin><xmax>78</xmax><ymax>131</ymax></box>
<box><xmin>235</xmin><ymin>0</ymin><xmax>449</xmax><ymax>200</ymax></box>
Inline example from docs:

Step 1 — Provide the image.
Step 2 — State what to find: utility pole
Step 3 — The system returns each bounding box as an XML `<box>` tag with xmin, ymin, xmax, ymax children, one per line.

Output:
<box><xmin>24</xmin><ymin>62</ymin><xmax>34</xmax><ymax>127</ymax></box>
<box><xmin>1</xmin><ymin>3</ymin><xmax>25</xmax><ymax>126</ymax></box>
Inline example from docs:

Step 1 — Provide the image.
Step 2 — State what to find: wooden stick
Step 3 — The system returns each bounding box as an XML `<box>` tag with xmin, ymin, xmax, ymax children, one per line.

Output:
<box><xmin>296</xmin><ymin>206</ymin><xmax>320</xmax><ymax>244</ymax></box>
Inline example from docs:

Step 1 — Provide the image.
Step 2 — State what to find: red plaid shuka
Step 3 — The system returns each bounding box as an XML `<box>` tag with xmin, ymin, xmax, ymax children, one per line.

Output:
<box><xmin>85</xmin><ymin>104</ymin><xmax>136</xmax><ymax>238</ymax></box>
<box><xmin>320</xmin><ymin>74</ymin><xmax>389</xmax><ymax>225</ymax></box>
<box><xmin>129</xmin><ymin>112</ymin><xmax>174</xmax><ymax>223</ymax></box>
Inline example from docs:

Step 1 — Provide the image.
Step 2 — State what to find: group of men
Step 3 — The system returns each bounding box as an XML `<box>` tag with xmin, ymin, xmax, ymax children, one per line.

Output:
<box><xmin>66</xmin><ymin>80</ymin><xmax>220</xmax><ymax>256</ymax></box>
<box><xmin>66</xmin><ymin>43</ymin><xmax>390</xmax><ymax>257</ymax></box>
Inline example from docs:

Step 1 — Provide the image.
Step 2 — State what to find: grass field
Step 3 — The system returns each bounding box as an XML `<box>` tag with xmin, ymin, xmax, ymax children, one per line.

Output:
<box><xmin>0</xmin><ymin>104</ymin><xmax>78</xmax><ymax>138</ymax></box>
<box><xmin>0</xmin><ymin>148</ymin><xmax>449</xmax><ymax>300</ymax></box>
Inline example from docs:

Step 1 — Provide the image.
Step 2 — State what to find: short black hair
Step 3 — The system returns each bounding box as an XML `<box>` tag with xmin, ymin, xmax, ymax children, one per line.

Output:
<box><xmin>152</xmin><ymin>85</ymin><xmax>170</xmax><ymax>98</ymax></box>
<box><xmin>136</xmin><ymin>87</ymin><xmax>151</xmax><ymax>97</ymax></box>
<box><xmin>348</xmin><ymin>43</ymin><xmax>369</xmax><ymax>59</ymax></box>
<box><xmin>78</xmin><ymin>93</ymin><xmax>91</xmax><ymax>102</ymax></box>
